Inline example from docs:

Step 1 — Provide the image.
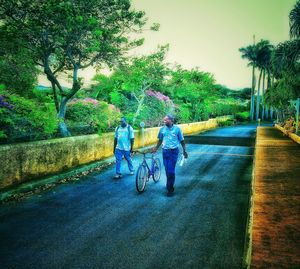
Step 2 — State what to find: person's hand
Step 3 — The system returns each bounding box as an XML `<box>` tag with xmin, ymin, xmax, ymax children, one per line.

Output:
<box><xmin>183</xmin><ymin>151</ymin><xmax>188</xmax><ymax>158</ymax></box>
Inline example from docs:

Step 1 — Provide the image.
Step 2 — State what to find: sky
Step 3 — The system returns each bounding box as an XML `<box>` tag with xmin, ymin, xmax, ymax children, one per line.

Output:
<box><xmin>129</xmin><ymin>0</ymin><xmax>297</xmax><ymax>89</ymax></box>
<box><xmin>38</xmin><ymin>0</ymin><xmax>297</xmax><ymax>90</ymax></box>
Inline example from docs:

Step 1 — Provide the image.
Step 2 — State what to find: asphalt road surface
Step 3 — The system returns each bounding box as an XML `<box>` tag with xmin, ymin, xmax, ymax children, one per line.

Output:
<box><xmin>0</xmin><ymin>125</ymin><xmax>256</xmax><ymax>269</ymax></box>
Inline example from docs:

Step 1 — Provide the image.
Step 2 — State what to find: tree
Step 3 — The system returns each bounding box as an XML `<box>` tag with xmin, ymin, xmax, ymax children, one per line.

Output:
<box><xmin>254</xmin><ymin>39</ymin><xmax>273</xmax><ymax>120</ymax></box>
<box><xmin>239</xmin><ymin>37</ymin><xmax>258</xmax><ymax>120</ymax></box>
<box><xmin>93</xmin><ymin>46</ymin><xmax>170</xmax><ymax>125</ymax></box>
<box><xmin>167</xmin><ymin>66</ymin><xmax>216</xmax><ymax>121</ymax></box>
<box><xmin>289</xmin><ymin>0</ymin><xmax>300</xmax><ymax>39</ymax></box>
<box><xmin>0</xmin><ymin>0</ymin><xmax>154</xmax><ymax>136</ymax></box>
<box><xmin>265</xmin><ymin>0</ymin><xmax>300</xmax><ymax>121</ymax></box>
<box><xmin>0</xmin><ymin>28</ymin><xmax>39</xmax><ymax>97</ymax></box>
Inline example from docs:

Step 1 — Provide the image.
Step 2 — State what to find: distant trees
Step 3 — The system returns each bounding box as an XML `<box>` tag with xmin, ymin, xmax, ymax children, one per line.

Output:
<box><xmin>92</xmin><ymin>58</ymin><xmax>248</xmax><ymax>126</ymax></box>
<box><xmin>92</xmin><ymin>46</ymin><xmax>171</xmax><ymax>126</ymax></box>
<box><xmin>239</xmin><ymin>0</ymin><xmax>300</xmax><ymax>122</ymax></box>
<box><xmin>239</xmin><ymin>40</ymin><xmax>257</xmax><ymax>120</ymax></box>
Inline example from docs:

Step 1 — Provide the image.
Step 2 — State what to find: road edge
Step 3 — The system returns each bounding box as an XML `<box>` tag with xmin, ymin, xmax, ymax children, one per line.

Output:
<box><xmin>242</xmin><ymin>126</ymin><xmax>258</xmax><ymax>269</ymax></box>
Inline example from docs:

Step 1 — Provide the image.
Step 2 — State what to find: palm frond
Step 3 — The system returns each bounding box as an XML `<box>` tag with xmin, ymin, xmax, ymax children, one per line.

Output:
<box><xmin>290</xmin><ymin>0</ymin><xmax>300</xmax><ymax>39</ymax></box>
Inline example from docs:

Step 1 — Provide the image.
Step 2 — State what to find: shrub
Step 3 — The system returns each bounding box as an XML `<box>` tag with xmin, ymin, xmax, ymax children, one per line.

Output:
<box><xmin>234</xmin><ymin>111</ymin><xmax>250</xmax><ymax>122</ymax></box>
<box><xmin>0</xmin><ymin>87</ymin><xmax>58</xmax><ymax>143</ymax></box>
<box><xmin>217</xmin><ymin>119</ymin><xmax>235</xmax><ymax>127</ymax></box>
<box><xmin>134</xmin><ymin>95</ymin><xmax>174</xmax><ymax>127</ymax></box>
<box><xmin>176</xmin><ymin>104</ymin><xmax>192</xmax><ymax>123</ymax></box>
<box><xmin>66</xmin><ymin>98</ymin><xmax>121</xmax><ymax>134</ymax></box>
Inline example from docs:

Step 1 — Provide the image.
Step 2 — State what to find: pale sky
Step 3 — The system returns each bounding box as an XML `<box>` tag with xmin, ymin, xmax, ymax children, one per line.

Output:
<box><xmin>39</xmin><ymin>0</ymin><xmax>297</xmax><ymax>90</ymax></box>
<box><xmin>130</xmin><ymin>0</ymin><xmax>297</xmax><ymax>89</ymax></box>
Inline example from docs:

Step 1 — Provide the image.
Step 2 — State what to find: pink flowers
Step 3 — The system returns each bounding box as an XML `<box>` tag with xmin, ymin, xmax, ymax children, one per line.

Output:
<box><xmin>146</xmin><ymin>89</ymin><xmax>170</xmax><ymax>102</ymax></box>
<box><xmin>69</xmin><ymin>98</ymin><xmax>99</xmax><ymax>106</ymax></box>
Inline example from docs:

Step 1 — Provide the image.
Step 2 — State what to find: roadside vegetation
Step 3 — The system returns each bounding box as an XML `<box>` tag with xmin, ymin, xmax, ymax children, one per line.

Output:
<box><xmin>1</xmin><ymin>0</ymin><xmax>252</xmax><ymax>144</ymax></box>
<box><xmin>239</xmin><ymin>0</ymin><xmax>300</xmax><ymax>133</ymax></box>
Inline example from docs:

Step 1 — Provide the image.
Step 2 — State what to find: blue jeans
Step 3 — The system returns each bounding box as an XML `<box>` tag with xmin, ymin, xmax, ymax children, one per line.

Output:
<box><xmin>162</xmin><ymin>148</ymin><xmax>179</xmax><ymax>191</ymax></box>
<box><xmin>115</xmin><ymin>149</ymin><xmax>134</xmax><ymax>175</ymax></box>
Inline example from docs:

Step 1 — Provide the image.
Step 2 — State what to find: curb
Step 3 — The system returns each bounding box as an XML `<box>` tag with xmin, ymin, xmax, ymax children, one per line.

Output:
<box><xmin>0</xmin><ymin>156</ymin><xmax>115</xmax><ymax>203</ymax></box>
<box><xmin>242</xmin><ymin>127</ymin><xmax>258</xmax><ymax>268</ymax></box>
<box><xmin>0</xmin><ymin>145</ymin><xmax>154</xmax><ymax>203</ymax></box>
<box><xmin>275</xmin><ymin>124</ymin><xmax>300</xmax><ymax>144</ymax></box>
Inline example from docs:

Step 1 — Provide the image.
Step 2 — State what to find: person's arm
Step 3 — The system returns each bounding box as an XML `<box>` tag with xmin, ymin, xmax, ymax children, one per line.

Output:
<box><xmin>180</xmin><ymin>140</ymin><xmax>188</xmax><ymax>158</ymax></box>
<box><xmin>152</xmin><ymin>140</ymin><xmax>162</xmax><ymax>153</ymax></box>
<box><xmin>129</xmin><ymin>126</ymin><xmax>134</xmax><ymax>153</ymax></box>
<box><xmin>113</xmin><ymin>138</ymin><xmax>117</xmax><ymax>154</ymax></box>
<box><xmin>130</xmin><ymin>138</ymin><xmax>134</xmax><ymax>153</ymax></box>
<box><xmin>152</xmin><ymin>127</ymin><xmax>163</xmax><ymax>153</ymax></box>
<box><xmin>178</xmin><ymin>127</ymin><xmax>188</xmax><ymax>158</ymax></box>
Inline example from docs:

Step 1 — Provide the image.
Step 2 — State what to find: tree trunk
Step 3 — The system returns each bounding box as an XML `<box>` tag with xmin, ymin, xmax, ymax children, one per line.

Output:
<box><xmin>51</xmin><ymin>81</ymin><xmax>59</xmax><ymax>113</ymax></box>
<box><xmin>132</xmin><ymin>93</ymin><xmax>146</xmax><ymax>126</ymax></box>
<box><xmin>270</xmin><ymin>107</ymin><xmax>274</xmax><ymax>120</ymax></box>
<box><xmin>261</xmin><ymin>70</ymin><xmax>266</xmax><ymax>121</ymax></box>
<box><xmin>265</xmin><ymin>73</ymin><xmax>270</xmax><ymax>120</ymax></box>
<box><xmin>256</xmin><ymin>69</ymin><xmax>263</xmax><ymax>121</ymax></box>
<box><xmin>132</xmin><ymin>84</ymin><xmax>150</xmax><ymax>125</ymax></box>
<box><xmin>250</xmin><ymin>65</ymin><xmax>256</xmax><ymax>120</ymax></box>
<box><xmin>58</xmin><ymin>96</ymin><xmax>71</xmax><ymax>137</ymax></box>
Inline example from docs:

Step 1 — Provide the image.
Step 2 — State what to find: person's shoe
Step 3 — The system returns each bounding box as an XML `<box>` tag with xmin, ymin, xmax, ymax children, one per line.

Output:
<box><xmin>129</xmin><ymin>171</ymin><xmax>134</xmax><ymax>175</ymax></box>
<box><xmin>166</xmin><ymin>191</ymin><xmax>174</xmax><ymax>197</ymax></box>
<box><xmin>113</xmin><ymin>174</ymin><xmax>122</xmax><ymax>179</ymax></box>
<box><xmin>166</xmin><ymin>187</ymin><xmax>175</xmax><ymax>197</ymax></box>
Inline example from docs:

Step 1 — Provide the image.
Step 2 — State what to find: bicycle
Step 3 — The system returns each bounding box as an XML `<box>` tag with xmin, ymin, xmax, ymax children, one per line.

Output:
<box><xmin>133</xmin><ymin>150</ymin><xmax>162</xmax><ymax>193</ymax></box>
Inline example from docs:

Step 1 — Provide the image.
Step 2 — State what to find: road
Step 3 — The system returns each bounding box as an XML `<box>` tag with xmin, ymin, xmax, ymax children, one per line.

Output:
<box><xmin>0</xmin><ymin>125</ymin><xmax>256</xmax><ymax>269</ymax></box>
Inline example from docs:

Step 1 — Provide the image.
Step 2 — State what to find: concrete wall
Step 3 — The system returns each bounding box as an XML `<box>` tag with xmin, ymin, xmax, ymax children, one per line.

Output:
<box><xmin>0</xmin><ymin>116</ymin><xmax>230</xmax><ymax>189</ymax></box>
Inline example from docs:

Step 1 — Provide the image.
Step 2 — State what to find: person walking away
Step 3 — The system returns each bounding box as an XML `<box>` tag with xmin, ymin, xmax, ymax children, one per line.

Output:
<box><xmin>152</xmin><ymin>114</ymin><xmax>188</xmax><ymax>196</ymax></box>
<box><xmin>113</xmin><ymin>117</ymin><xmax>134</xmax><ymax>179</ymax></box>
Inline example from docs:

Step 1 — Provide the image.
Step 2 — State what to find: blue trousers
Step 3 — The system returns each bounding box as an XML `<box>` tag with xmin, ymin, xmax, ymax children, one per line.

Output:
<box><xmin>115</xmin><ymin>149</ymin><xmax>134</xmax><ymax>175</ymax></box>
<box><xmin>162</xmin><ymin>148</ymin><xmax>179</xmax><ymax>191</ymax></box>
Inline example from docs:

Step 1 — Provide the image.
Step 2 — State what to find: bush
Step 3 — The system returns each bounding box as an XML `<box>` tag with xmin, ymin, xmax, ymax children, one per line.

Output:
<box><xmin>66</xmin><ymin>98</ymin><xmax>121</xmax><ymax>134</ymax></box>
<box><xmin>0</xmin><ymin>86</ymin><xmax>58</xmax><ymax>143</ymax></box>
<box><xmin>176</xmin><ymin>103</ymin><xmax>192</xmax><ymax>123</ymax></box>
<box><xmin>234</xmin><ymin>111</ymin><xmax>250</xmax><ymax>122</ymax></box>
<box><xmin>217</xmin><ymin>119</ymin><xmax>235</xmax><ymax>127</ymax></box>
<box><xmin>135</xmin><ymin>96</ymin><xmax>173</xmax><ymax>127</ymax></box>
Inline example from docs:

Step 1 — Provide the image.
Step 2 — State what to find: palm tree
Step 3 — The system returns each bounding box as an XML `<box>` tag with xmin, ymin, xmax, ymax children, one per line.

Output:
<box><xmin>289</xmin><ymin>0</ymin><xmax>300</xmax><ymax>39</ymax></box>
<box><xmin>239</xmin><ymin>36</ymin><xmax>258</xmax><ymax>120</ymax></box>
<box><xmin>255</xmin><ymin>40</ymin><xmax>273</xmax><ymax>120</ymax></box>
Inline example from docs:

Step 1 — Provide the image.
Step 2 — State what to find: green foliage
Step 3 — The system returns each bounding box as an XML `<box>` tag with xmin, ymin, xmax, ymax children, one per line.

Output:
<box><xmin>136</xmin><ymin>96</ymin><xmax>172</xmax><ymax>127</ymax></box>
<box><xmin>234</xmin><ymin>111</ymin><xmax>250</xmax><ymax>122</ymax></box>
<box><xmin>66</xmin><ymin>98</ymin><xmax>121</xmax><ymax>134</ymax></box>
<box><xmin>176</xmin><ymin>104</ymin><xmax>192</xmax><ymax>123</ymax></box>
<box><xmin>0</xmin><ymin>88</ymin><xmax>58</xmax><ymax>143</ymax></box>
<box><xmin>0</xmin><ymin>0</ymin><xmax>152</xmax><ymax>136</ymax></box>
<box><xmin>289</xmin><ymin>0</ymin><xmax>300</xmax><ymax>39</ymax></box>
<box><xmin>217</xmin><ymin>119</ymin><xmax>235</xmax><ymax>127</ymax></box>
<box><xmin>93</xmin><ymin>46</ymin><xmax>171</xmax><ymax>125</ymax></box>
<box><xmin>0</xmin><ymin>28</ymin><xmax>38</xmax><ymax>97</ymax></box>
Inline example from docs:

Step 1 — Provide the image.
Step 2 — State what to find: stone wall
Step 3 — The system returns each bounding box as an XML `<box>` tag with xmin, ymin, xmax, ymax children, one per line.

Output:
<box><xmin>0</xmin><ymin>116</ymin><xmax>230</xmax><ymax>189</ymax></box>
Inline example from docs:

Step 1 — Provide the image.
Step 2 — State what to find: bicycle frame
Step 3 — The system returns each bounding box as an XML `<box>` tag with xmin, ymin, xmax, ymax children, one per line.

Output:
<box><xmin>140</xmin><ymin>153</ymin><xmax>156</xmax><ymax>178</ymax></box>
<box><xmin>134</xmin><ymin>150</ymin><xmax>161</xmax><ymax>193</ymax></box>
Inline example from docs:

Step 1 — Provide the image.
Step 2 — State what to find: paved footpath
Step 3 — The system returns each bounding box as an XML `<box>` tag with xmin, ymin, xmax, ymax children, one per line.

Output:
<box><xmin>251</xmin><ymin>127</ymin><xmax>300</xmax><ymax>268</ymax></box>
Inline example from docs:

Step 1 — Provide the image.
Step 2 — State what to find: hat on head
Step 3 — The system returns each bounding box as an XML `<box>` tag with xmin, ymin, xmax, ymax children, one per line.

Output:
<box><xmin>166</xmin><ymin>114</ymin><xmax>175</xmax><ymax>122</ymax></box>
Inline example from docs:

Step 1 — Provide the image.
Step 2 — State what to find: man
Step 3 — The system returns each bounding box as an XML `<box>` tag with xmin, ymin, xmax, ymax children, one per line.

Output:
<box><xmin>113</xmin><ymin>117</ymin><xmax>134</xmax><ymax>179</ymax></box>
<box><xmin>152</xmin><ymin>114</ymin><xmax>188</xmax><ymax>196</ymax></box>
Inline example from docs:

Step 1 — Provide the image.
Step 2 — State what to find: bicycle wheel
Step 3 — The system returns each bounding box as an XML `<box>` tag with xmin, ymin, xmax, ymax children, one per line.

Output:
<box><xmin>152</xmin><ymin>158</ymin><xmax>161</xmax><ymax>182</ymax></box>
<box><xmin>136</xmin><ymin>164</ymin><xmax>147</xmax><ymax>193</ymax></box>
